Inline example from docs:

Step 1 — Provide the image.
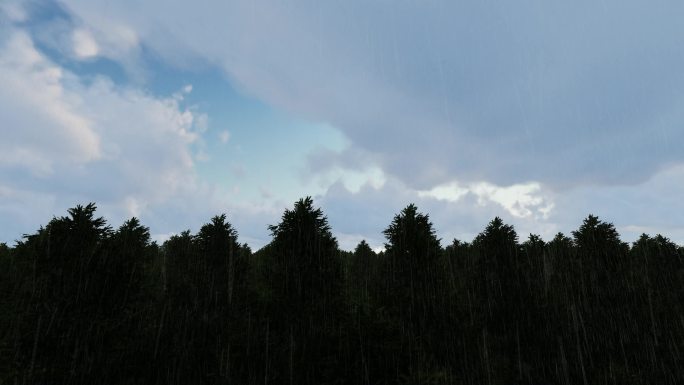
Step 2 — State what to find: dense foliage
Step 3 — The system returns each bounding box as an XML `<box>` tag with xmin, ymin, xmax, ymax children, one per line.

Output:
<box><xmin>1</xmin><ymin>199</ymin><xmax>683</xmax><ymax>384</ymax></box>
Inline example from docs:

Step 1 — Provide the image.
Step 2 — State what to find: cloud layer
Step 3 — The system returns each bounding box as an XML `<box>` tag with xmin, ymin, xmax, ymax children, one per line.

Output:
<box><xmin>58</xmin><ymin>0</ymin><xmax>684</xmax><ymax>189</ymax></box>
<box><xmin>2</xmin><ymin>1</ymin><xmax>684</xmax><ymax>249</ymax></box>
<box><xmin>0</xmin><ymin>27</ymin><xmax>210</xmax><ymax>240</ymax></box>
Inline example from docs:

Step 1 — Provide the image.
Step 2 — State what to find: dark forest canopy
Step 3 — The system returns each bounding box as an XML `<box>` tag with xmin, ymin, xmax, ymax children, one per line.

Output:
<box><xmin>1</xmin><ymin>199</ymin><xmax>683</xmax><ymax>384</ymax></box>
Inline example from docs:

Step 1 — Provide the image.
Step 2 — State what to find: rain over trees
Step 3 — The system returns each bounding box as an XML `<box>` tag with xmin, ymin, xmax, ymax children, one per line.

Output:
<box><xmin>1</xmin><ymin>200</ymin><xmax>683</xmax><ymax>384</ymax></box>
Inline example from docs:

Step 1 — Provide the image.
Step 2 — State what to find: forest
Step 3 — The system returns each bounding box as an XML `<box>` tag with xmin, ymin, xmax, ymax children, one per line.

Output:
<box><xmin>0</xmin><ymin>198</ymin><xmax>683</xmax><ymax>384</ymax></box>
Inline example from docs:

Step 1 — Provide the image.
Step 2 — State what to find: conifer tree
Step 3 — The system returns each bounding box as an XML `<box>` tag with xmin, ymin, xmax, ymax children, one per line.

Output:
<box><xmin>266</xmin><ymin>197</ymin><xmax>344</xmax><ymax>384</ymax></box>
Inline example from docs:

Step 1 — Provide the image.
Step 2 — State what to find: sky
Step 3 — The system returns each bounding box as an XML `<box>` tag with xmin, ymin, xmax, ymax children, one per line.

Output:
<box><xmin>1</xmin><ymin>0</ymin><xmax>684</xmax><ymax>251</ymax></box>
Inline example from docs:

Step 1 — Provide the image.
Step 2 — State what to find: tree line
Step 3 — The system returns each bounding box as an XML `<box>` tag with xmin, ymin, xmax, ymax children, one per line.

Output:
<box><xmin>1</xmin><ymin>198</ymin><xmax>683</xmax><ymax>384</ymax></box>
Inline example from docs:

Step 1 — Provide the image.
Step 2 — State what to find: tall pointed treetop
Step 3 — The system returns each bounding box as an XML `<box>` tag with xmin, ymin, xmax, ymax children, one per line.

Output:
<box><xmin>268</xmin><ymin>196</ymin><xmax>335</xmax><ymax>245</ymax></box>
<box><xmin>383</xmin><ymin>203</ymin><xmax>440</xmax><ymax>255</ymax></box>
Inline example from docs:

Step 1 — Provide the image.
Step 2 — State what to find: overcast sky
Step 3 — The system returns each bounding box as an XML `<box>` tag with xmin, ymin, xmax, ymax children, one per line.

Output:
<box><xmin>2</xmin><ymin>0</ymin><xmax>684</xmax><ymax>250</ymax></box>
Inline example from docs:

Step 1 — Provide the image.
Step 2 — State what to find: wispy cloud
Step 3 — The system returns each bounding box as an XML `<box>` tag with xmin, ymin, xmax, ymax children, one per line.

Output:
<box><xmin>71</xmin><ymin>28</ymin><xmax>98</xmax><ymax>59</ymax></box>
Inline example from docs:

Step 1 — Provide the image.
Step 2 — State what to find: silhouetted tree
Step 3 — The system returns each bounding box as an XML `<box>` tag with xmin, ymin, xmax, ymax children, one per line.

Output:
<box><xmin>3</xmin><ymin>202</ymin><xmax>684</xmax><ymax>385</ymax></box>
<box><xmin>265</xmin><ymin>197</ymin><xmax>345</xmax><ymax>384</ymax></box>
<box><xmin>9</xmin><ymin>204</ymin><xmax>137</xmax><ymax>383</ymax></box>
<box><xmin>380</xmin><ymin>204</ymin><xmax>449</xmax><ymax>381</ymax></box>
<box><xmin>157</xmin><ymin>214</ymin><xmax>248</xmax><ymax>384</ymax></box>
<box><xmin>381</xmin><ymin>204</ymin><xmax>442</xmax><ymax>317</ymax></box>
<box><xmin>628</xmin><ymin>234</ymin><xmax>684</xmax><ymax>382</ymax></box>
<box><xmin>347</xmin><ymin>240</ymin><xmax>375</xmax><ymax>313</ymax></box>
<box><xmin>471</xmin><ymin>217</ymin><xmax>521</xmax><ymax>383</ymax></box>
<box><xmin>0</xmin><ymin>243</ymin><xmax>15</xmax><ymax>379</ymax></box>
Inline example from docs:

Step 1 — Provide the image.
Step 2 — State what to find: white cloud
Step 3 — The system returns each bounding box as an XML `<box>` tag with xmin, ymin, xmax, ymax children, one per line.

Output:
<box><xmin>0</xmin><ymin>31</ymin><xmax>101</xmax><ymax>175</ymax></box>
<box><xmin>470</xmin><ymin>182</ymin><xmax>554</xmax><ymax>220</ymax></box>
<box><xmin>219</xmin><ymin>130</ymin><xmax>230</xmax><ymax>143</ymax></box>
<box><xmin>85</xmin><ymin>20</ymin><xmax>139</xmax><ymax>61</ymax></box>
<box><xmin>0</xmin><ymin>28</ymin><xmax>221</xmax><ymax>243</ymax></box>
<box><xmin>26</xmin><ymin>7</ymin><xmax>143</xmax><ymax>79</ymax></box>
<box><xmin>418</xmin><ymin>180</ymin><xmax>554</xmax><ymax>220</ymax></box>
<box><xmin>418</xmin><ymin>182</ymin><xmax>469</xmax><ymax>203</ymax></box>
<box><xmin>71</xmin><ymin>28</ymin><xmax>99</xmax><ymax>59</ymax></box>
